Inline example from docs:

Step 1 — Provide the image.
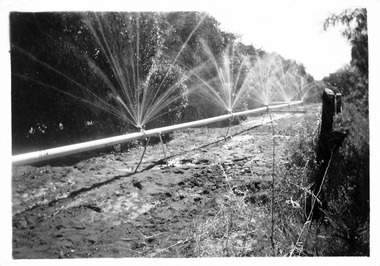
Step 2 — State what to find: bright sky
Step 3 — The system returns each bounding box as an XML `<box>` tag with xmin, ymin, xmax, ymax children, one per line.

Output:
<box><xmin>206</xmin><ymin>3</ymin><xmax>353</xmax><ymax>80</ymax></box>
<box><xmin>1</xmin><ymin>0</ymin><xmax>364</xmax><ymax>81</ymax></box>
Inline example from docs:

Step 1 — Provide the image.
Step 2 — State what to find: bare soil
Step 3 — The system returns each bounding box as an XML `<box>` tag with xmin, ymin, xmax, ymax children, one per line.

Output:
<box><xmin>12</xmin><ymin>106</ymin><xmax>314</xmax><ymax>258</ymax></box>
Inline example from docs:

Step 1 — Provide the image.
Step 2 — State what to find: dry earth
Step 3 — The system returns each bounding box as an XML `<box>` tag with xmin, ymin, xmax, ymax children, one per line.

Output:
<box><xmin>12</xmin><ymin>105</ymin><xmax>316</xmax><ymax>258</ymax></box>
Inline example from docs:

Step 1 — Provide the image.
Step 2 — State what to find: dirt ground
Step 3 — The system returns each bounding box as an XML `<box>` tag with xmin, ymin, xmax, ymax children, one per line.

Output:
<box><xmin>12</xmin><ymin>106</ymin><xmax>315</xmax><ymax>259</ymax></box>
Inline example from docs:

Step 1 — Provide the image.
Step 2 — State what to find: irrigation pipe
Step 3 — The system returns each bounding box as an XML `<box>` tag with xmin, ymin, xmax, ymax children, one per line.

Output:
<box><xmin>12</xmin><ymin>101</ymin><xmax>303</xmax><ymax>166</ymax></box>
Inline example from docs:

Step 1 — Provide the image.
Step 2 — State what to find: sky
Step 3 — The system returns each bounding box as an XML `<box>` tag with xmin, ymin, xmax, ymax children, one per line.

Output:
<box><xmin>206</xmin><ymin>3</ymin><xmax>353</xmax><ymax>80</ymax></box>
<box><xmin>0</xmin><ymin>0</ymin><xmax>367</xmax><ymax>82</ymax></box>
<box><xmin>0</xmin><ymin>0</ymin><xmax>371</xmax><ymax>81</ymax></box>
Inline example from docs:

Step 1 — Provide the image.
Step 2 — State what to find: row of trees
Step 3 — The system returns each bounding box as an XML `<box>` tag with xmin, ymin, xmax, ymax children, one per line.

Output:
<box><xmin>317</xmin><ymin>8</ymin><xmax>369</xmax><ymax>255</ymax></box>
<box><xmin>11</xmin><ymin>12</ymin><xmax>313</xmax><ymax>154</ymax></box>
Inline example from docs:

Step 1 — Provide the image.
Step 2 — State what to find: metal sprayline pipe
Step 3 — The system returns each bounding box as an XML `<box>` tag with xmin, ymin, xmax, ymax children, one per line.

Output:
<box><xmin>12</xmin><ymin>101</ymin><xmax>303</xmax><ymax>166</ymax></box>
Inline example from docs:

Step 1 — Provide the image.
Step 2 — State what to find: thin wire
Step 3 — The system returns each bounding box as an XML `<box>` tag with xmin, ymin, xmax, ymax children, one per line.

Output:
<box><xmin>289</xmin><ymin>145</ymin><xmax>335</xmax><ymax>256</ymax></box>
<box><xmin>268</xmin><ymin>108</ymin><xmax>276</xmax><ymax>256</ymax></box>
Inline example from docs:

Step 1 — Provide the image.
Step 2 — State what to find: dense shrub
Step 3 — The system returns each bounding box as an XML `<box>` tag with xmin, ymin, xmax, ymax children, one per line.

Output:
<box><xmin>282</xmin><ymin>97</ymin><xmax>369</xmax><ymax>256</ymax></box>
<box><xmin>10</xmin><ymin>12</ymin><xmax>197</xmax><ymax>153</ymax></box>
<box><xmin>322</xmin><ymin>100</ymin><xmax>369</xmax><ymax>255</ymax></box>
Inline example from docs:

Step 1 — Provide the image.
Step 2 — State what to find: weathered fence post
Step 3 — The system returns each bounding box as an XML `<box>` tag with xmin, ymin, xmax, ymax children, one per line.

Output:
<box><xmin>316</xmin><ymin>87</ymin><xmax>343</xmax><ymax>163</ymax></box>
<box><xmin>307</xmin><ymin>87</ymin><xmax>346</xmax><ymax>220</ymax></box>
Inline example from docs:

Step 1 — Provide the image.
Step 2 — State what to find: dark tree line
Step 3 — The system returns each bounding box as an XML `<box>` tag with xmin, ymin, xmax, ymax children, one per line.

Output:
<box><xmin>315</xmin><ymin>8</ymin><xmax>369</xmax><ymax>255</ymax></box>
<box><xmin>11</xmin><ymin>11</ymin><xmax>312</xmax><ymax>154</ymax></box>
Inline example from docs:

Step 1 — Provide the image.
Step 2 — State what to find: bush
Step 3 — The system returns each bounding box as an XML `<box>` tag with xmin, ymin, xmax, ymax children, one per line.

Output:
<box><xmin>322</xmin><ymin>100</ymin><xmax>369</xmax><ymax>255</ymax></box>
<box><xmin>283</xmin><ymin>98</ymin><xmax>369</xmax><ymax>255</ymax></box>
<box><xmin>286</xmin><ymin>110</ymin><xmax>320</xmax><ymax>171</ymax></box>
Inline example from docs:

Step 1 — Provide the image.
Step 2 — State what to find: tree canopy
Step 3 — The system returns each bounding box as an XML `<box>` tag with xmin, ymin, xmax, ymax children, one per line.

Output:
<box><xmin>323</xmin><ymin>8</ymin><xmax>368</xmax><ymax>79</ymax></box>
<box><xmin>11</xmin><ymin>11</ymin><xmax>313</xmax><ymax>154</ymax></box>
<box><xmin>323</xmin><ymin>8</ymin><xmax>368</xmax><ymax>111</ymax></box>
<box><xmin>320</xmin><ymin>8</ymin><xmax>369</xmax><ymax>255</ymax></box>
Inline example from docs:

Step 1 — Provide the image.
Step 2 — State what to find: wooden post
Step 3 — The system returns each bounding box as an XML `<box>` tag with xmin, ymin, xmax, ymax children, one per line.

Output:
<box><xmin>316</xmin><ymin>87</ymin><xmax>343</xmax><ymax>164</ymax></box>
<box><xmin>307</xmin><ymin>87</ymin><xmax>346</xmax><ymax>220</ymax></box>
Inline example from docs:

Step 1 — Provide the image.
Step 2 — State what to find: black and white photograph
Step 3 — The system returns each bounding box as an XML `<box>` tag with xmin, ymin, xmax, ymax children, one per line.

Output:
<box><xmin>1</xmin><ymin>0</ymin><xmax>378</xmax><ymax>264</ymax></box>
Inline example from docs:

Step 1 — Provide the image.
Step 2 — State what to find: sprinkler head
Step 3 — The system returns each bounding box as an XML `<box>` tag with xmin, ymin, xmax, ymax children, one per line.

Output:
<box><xmin>137</xmin><ymin>124</ymin><xmax>146</xmax><ymax>133</ymax></box>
